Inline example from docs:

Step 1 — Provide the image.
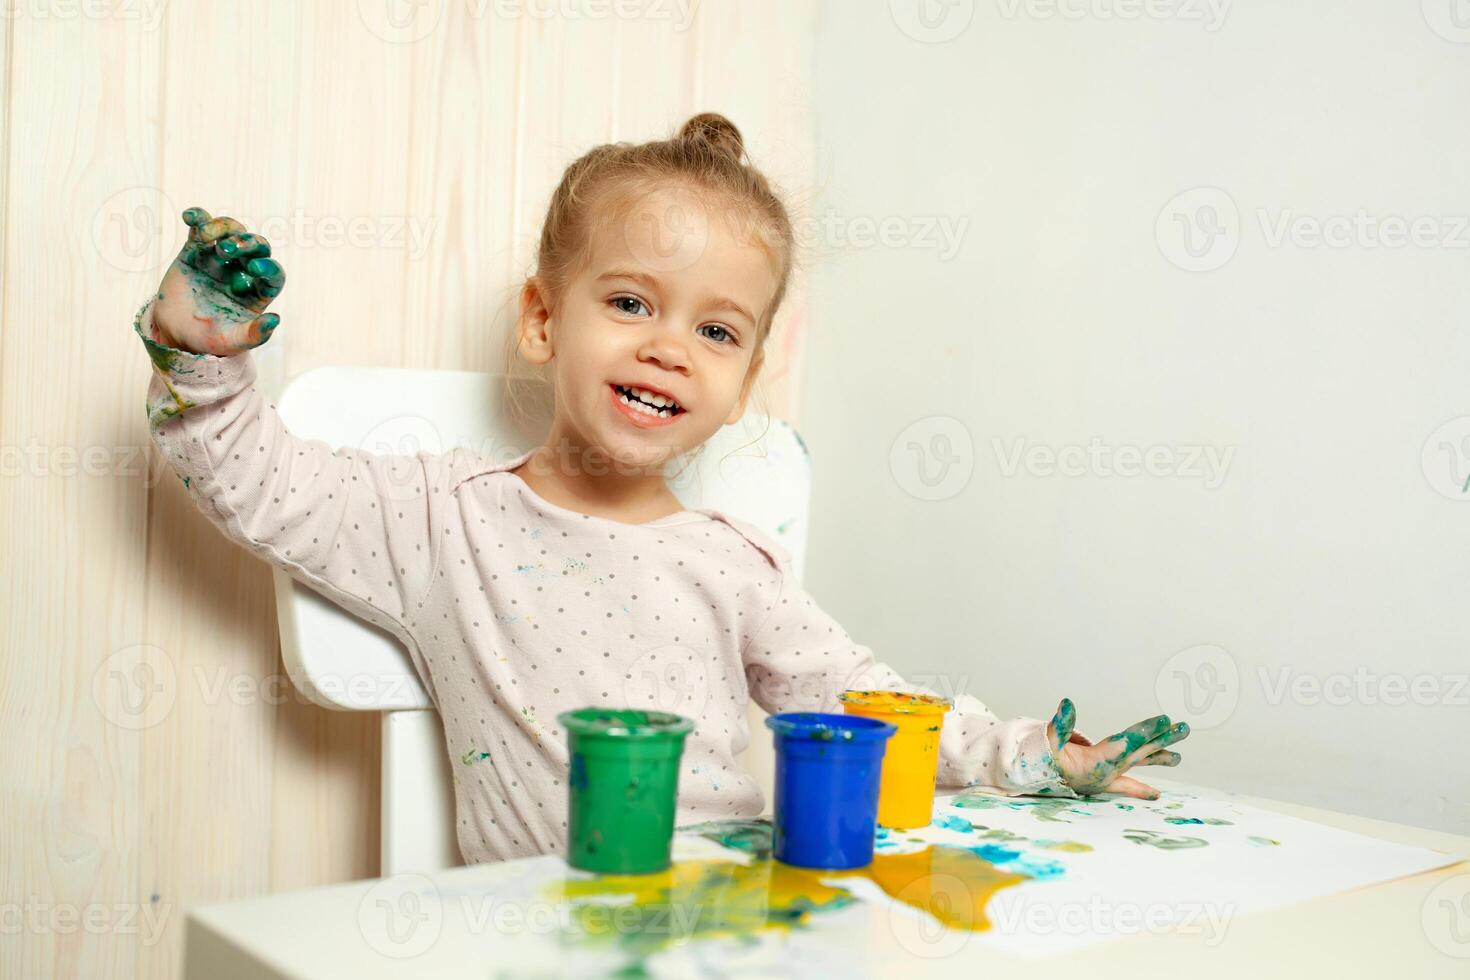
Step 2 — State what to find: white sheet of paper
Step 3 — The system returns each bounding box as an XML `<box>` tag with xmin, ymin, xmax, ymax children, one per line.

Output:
<box><xmin>450</xmin><ymin>788</ymin><xmax>1462</xmax><ymax>973</ymax></box>
<box><xmin>858</xmin><ymin>788</ymin><xmax>1463</xmax><ymax>957</ymax></box>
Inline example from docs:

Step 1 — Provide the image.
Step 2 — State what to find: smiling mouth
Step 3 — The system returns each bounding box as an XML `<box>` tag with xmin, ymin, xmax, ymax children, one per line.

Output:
<box><xmin>611</xmin><ymin>383</ymin><xmax>686</xmax><ymax>419</ymax></box>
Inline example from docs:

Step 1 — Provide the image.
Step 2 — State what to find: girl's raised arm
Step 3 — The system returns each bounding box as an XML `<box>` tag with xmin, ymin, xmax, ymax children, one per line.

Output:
<box><xmin>135</xmin><ymin>208</ymin><xmax>474</xmax><ymax>651</ymax></box>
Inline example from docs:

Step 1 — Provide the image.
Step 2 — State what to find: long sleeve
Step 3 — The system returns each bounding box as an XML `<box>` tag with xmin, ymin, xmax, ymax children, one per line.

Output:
<box><xmin>133</xmin><ymin>294</ymin><xmax>471</xmax><ymax>649</ymax></box>
<box><xmin>740</xmin><ymin>559</ymin><xmax>1077</xmax><ymax>799</ymax></box>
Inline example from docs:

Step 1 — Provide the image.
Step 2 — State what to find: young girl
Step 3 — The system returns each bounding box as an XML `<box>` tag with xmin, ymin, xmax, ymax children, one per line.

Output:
<box><xmin>133</xmin><ymin>113</ymin><xmax>1189</xmax><ymax>865</ymax></box>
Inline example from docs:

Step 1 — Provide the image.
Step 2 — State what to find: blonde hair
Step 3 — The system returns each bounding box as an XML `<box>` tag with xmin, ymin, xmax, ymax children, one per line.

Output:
<box><xmin>503</xmin><ymin>113</ymin><xmax>798</xmax><ymax>454</ymax></box>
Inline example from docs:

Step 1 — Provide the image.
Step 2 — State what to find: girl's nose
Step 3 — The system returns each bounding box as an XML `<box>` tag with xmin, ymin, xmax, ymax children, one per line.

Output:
<box><xmin>637</xmin><ymin>326</ymin><xmax>692</xmax><ymax>374</ymax></box>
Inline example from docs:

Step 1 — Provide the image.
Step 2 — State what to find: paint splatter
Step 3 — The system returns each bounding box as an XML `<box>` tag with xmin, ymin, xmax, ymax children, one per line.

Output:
<box><xmin>460</xmin><ymin>747</ymin><xmax>492</xmax><ymax>766</ymax></box>
<box><xmin>1123</xmin><ymin>828</ymin><xmax>1207</xmax><ymax>850</ymax></box>
<box><xmin>552</xmin><ymin>819</ymin><xmax>1043</xmax><ymax>971</ymax></box>
<box><xmin>965</xmin><ymin>843</ymin><xmax>1066</xmax><ymax>879</ymax></box>
<box><xmin>933</xmin><ymin>814</ymin><xmax>973</xmax><ymax>834</ymax></box>
<box><xmin>950</xmin><ymin>793</ymin><xmax>1094</xmax><ymax>824</ymax></box>
<box><xmin>1164</xmin><ymin>817</ymin><xmax>1233</xmax><ymax>826</ymax></box>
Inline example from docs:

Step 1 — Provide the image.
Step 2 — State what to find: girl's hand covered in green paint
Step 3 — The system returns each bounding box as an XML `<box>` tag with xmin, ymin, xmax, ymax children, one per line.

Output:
<box><xmin>1045</xmin><ymin>698</ymin><xmax>1191</xmax><ymax>800</ymax></box>
<box><xmin>150</xmin><ymin>207</ymin><xmax>286</xmax><ymax>355</ymax></box>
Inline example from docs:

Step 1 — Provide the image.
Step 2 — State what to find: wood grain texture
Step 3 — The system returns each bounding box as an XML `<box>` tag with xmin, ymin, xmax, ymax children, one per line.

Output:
<box><xmin>0</xmin><ymin>3</ymin><xmax>816</xmax><ymax>978</ymax></box>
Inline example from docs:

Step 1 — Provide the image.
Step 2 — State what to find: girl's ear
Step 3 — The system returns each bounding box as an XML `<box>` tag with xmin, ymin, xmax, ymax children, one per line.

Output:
<box><xmin>517</xmin><ymin>279</ymin><xmax>555</xmax><ymax>365</ymax></box>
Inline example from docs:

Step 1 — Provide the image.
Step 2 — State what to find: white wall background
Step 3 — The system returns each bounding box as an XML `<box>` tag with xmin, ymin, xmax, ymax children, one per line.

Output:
<box><xmin>804</xmin><ymin>0</ymin><xmax>1470</xmax><ymax>834</ymax></box>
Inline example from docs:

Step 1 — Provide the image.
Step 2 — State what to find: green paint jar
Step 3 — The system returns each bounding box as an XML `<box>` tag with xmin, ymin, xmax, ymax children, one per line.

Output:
<box><xmin>558</xmin><ymin>708</ymin><xmax>695</xmax><ymax>874</ymax></box>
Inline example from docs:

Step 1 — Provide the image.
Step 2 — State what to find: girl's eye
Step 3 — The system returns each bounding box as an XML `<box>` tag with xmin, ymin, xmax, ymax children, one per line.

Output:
<box><xmin>699</xmin><ymin>324</ymin><xmax>738</xmax><ymax>346</ymax></box>
<box><xmin>610</xmin><ymin>295</ymin><xmax>649</xmax><ymax>316</ymax></box>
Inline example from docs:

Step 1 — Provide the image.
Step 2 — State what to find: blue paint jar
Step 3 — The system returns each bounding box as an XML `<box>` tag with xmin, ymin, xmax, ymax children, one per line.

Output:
<box><xmin>764</xmin><ymin>712</ymin><xmax>897</xmax><ymax>869</ymax></box>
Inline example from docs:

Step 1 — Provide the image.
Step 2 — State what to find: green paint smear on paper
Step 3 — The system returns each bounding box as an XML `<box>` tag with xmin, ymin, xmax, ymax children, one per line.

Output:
<box><xmin>1123</xmin><ymin>828</ymin><xmax>1208</xmax><ymax>850</ymax></box>
<box><xmin>1248</xmin><ymin>836</ymin><xmax>1280</xmax><ymax>847</ymax></box>
<box><xmin>1164</xmin><ymin>817</ymin><xmax>1232</xmax><ymax>826</ymax></box>
<box><xmin>951</xmin><ymin>793</ymin><xmax>1094</xmax><ymax>824</ymax></box>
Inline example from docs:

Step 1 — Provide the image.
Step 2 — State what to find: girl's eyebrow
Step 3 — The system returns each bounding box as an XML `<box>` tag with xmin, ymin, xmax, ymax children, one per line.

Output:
<box><xmin>596</xmin><ymin>268</ymin><xmax>755</xmax><ymax>326</ymax></box>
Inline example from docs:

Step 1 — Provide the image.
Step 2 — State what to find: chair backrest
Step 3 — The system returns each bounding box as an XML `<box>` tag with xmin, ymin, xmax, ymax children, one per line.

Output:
<box><xmin>272</xmin><ymin>366</ymin><xmax>810</xmax><ymax>872</ymax></box>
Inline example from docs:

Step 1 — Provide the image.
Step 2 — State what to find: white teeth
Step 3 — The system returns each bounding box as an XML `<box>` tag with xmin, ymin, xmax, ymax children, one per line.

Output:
<box><xmin>616</xmin><ymin>385</ymin><xmax>680</xmax><ymax>416</ymax></box>
<box><xmin>618</xmin><ymin>390</ymin><xmax>675</xmax><ymax>419</ymax></box>
<box><xmin>631</xmin><ymin>386</ymin><xmax>671</xmax><ymax>408</ymax></box>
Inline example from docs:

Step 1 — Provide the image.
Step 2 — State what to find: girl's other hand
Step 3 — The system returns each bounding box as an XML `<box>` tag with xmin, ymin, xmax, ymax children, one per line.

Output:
<box><xmin>149</xmin><ymin>207</ymin><xmax>286</xmax><ymax>355</ymax></box>
<box><xmin>1044</xmin><ymin>697</ymin><xmax>1191</xmax><ymax>800</ymax></box>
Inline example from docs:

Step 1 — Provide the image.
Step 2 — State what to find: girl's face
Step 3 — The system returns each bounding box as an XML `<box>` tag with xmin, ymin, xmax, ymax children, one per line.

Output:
<box><xmin>519</xmin><ymin>186</ymin><xmax>778</xmax><ymax>474</ymax></box>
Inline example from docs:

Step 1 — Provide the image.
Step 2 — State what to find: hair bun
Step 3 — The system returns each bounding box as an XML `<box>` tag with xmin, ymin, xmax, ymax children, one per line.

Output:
<box><xmin>678</xmin><ymin>112</ymin><xmax>745</xmax><ymax>162</ymax></box>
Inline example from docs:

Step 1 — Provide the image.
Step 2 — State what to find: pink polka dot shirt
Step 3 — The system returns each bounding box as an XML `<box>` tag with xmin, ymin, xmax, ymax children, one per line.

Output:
<box><xmin>135</xmin><ymin>297</ymin><xmax>1070</xmax><ymax>865</ymax></box>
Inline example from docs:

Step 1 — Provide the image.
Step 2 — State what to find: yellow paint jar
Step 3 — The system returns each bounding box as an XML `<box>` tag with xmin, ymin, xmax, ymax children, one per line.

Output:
<box><xmin>837</xmin><ymin>690</ymin><xmax>953</xmax><ymax>829</ymax></box>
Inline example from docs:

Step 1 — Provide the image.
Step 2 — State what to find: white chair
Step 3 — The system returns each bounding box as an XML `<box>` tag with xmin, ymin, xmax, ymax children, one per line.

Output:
<box><xmin>271</xmin><ymin>366</ymin><xmax>812</xmax><ymax>875</ymax></box>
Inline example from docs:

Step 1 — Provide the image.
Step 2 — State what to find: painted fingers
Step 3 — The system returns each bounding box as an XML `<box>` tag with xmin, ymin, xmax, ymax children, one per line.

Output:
<box><xmin>179</xmin><ymin>207</ymin><xmax>286</xmax><ymax>312</ymax></box>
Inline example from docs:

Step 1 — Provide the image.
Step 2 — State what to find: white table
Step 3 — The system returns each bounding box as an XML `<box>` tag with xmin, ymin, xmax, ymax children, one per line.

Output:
<box><xmin>182</xmin><ymin>778</ymin><xmax>1470</xmax><ymax>978</ymax></box>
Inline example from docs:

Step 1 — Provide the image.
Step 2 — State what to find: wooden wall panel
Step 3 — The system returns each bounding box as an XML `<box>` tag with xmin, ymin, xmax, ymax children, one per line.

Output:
<box><xmin>0</xmin><ymin>4</ymin><xmax>818</xmax><ymax>978</ymax></box>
